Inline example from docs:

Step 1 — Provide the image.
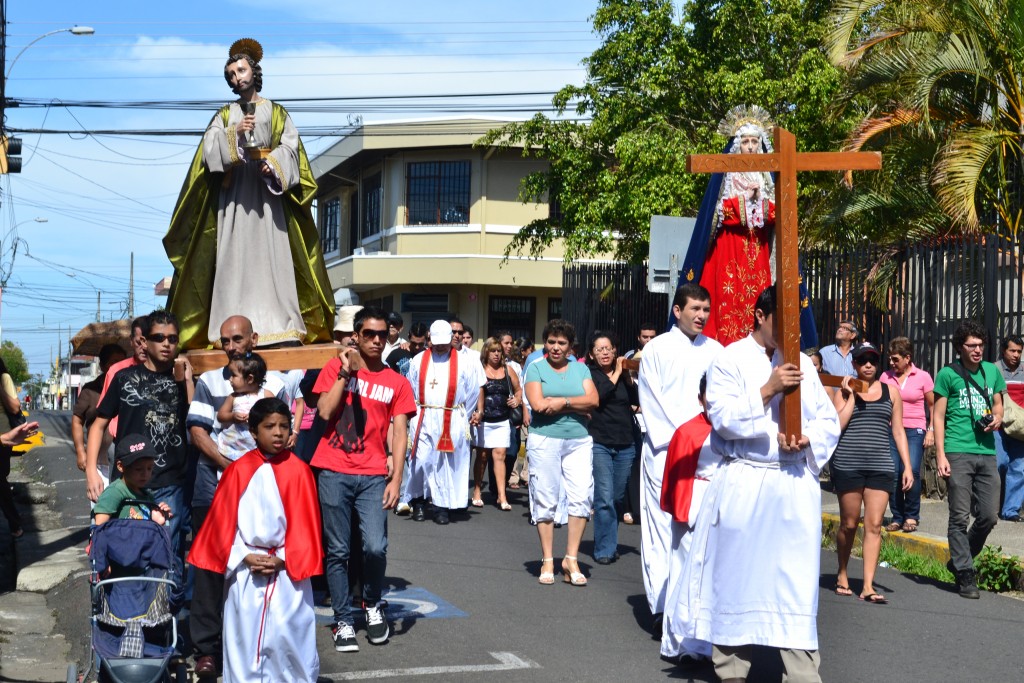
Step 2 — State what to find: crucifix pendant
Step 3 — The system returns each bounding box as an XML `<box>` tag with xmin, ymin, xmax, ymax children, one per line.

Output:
<box><xmin>429</xmin><ymin>378</ymin><xmax>439</xmax><ymax>389</ymax></box>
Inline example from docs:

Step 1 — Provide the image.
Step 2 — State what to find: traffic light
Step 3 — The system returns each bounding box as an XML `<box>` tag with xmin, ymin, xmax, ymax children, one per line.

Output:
<box><xmin>0</xmin><ymin>136</ymin><xmax>22</xmax><ymax>174</ymax></box>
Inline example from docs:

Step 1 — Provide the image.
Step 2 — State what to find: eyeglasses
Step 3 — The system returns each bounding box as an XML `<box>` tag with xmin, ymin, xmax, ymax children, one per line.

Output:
<box><xmin>888</xmin><ymin>355</ymin><xmax>903</xmax><ymax>362</ymax></box>
<box><xmin>963</xmin><ymin>343</ymin><xmax>985</xmax><ymax>350</ymax></box>
<box><xmin>450</xmin><ymin>328</ymin><xmax>465</xmax><ymax>335</ymax></box>
<box><xmin>360</xmin><ymin>329</ymin><xmax>388</xmax><ymax>340</ymax></box>
<box><xmin>147</xmin><ymin>333</ymin><xmax>179</xmax><ymax>344</ymax></box>
<box><xmin>839</xmin><ymin>326</ymin><xmax>856</xmax><ymax>333</ymax></box>
<box><xmin>592</xmin><ymin>346</ymin><xmax>614</xmax><ymax>353</ymax></box>
<box><xmin>219</xmin><ymin>334</ymin><xmax>246</xmax><ymax>346</ymax></box>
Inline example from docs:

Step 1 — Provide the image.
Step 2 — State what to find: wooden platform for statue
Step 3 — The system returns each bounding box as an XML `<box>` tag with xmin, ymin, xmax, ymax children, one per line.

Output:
<box><xmin>621</xmin><ymin>358</ymin><xmax>866</xmax><ymax>393</ymax></box>
<box><xmin>186</xmin><ymin>343</ymin><xmax>339</xmax><ymax>374</ymax></box>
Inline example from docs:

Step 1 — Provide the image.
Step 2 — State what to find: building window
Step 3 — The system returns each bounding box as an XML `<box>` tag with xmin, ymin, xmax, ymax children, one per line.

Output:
<box><xmin>401</xmin><ymin>293</ymin><xmax>450</xmax><ymax>328</ymax></box>
<box><xmin>489</xmin><ymin>296</ymin><xmax>535</xmax><ymax>341</ymax></box>
<box><xmin>406</xmin><ymin>161</ymin><xmax>470</xmax><ymax>226</ymax></box>
<box><xmin>363</xmin><ymin>172</ymin><xmax>383</xmax><ymax>239</ymax></box>
<box><xmin>547</xmin><ymin>298</ymin><xmax>562</xmax><ymax>321</ymax></box>
<box><xmin>320</xmin><ymin>197</ymin><xmax>340</xmax><ymax>254</ymax></box>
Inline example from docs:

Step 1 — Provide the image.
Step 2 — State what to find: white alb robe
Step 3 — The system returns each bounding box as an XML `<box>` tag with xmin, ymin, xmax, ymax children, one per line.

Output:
<box><xmin>679</xmin><ymin>334</ymin><xmax>840</xmax><ymax>650</ymax></box>
<box><xmin>405</xmin><ymin>350</ymin><xmax>484</xmax><ymax>509</ymax></box>
<box><xmin>637</xmin><ymin>327</ymin><xmax>722</xmax><ymax>614</ymax></box>
<box><xmin>661</xmin><ymin>433</ymin><xmax>719</xmax><ymax>660</ymax></box>
<box><xmin>223</xmin><ymin>464</ymin><xmax>318</xmax><ymax>683</ymax></box>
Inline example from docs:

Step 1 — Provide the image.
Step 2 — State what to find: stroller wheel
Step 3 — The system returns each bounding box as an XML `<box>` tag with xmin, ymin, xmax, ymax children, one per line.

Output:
<box><xmin>65</xmin><ymin>663</ymin><xmax>78</xmax><ymax>683</ymax></box>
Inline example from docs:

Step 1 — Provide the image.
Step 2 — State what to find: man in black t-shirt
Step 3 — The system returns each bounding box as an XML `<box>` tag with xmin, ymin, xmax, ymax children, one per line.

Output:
<box><xmin>384</xmin><ymin>322</ymin><xmax>428</xmax><ymax>378</ymax></box>
<box><xmin>87</xmin><ymin>310</ymin><xmax>194</xmax><ymax>564</ymax></box>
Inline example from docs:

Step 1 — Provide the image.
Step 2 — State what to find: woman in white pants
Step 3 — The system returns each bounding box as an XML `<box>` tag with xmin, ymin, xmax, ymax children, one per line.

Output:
<box><xmin>524</xmin><ymin>319</ymin><xmax>598</xmax><ymax>586</ymax></box>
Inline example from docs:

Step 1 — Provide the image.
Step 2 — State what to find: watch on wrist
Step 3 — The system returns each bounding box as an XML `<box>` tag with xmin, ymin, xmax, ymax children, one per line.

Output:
<box><xmin>564</xmin><ymin>397</ymin><xmax>570</xmax><ymax>408</ymax></box>
<box><xmin>338</xmin><ymin>368</ymin><xmax>351</xmax><ymax>381</ymax></box>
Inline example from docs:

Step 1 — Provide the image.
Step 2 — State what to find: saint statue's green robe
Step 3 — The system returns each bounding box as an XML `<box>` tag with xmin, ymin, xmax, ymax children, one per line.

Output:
<box><xmin>163</xmin><ymin>100</ymin><xmax>334</xmax><ymax>350</ymax></box>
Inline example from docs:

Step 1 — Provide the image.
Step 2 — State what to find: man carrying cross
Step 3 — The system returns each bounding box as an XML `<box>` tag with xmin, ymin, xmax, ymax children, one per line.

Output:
<box><xmin>404</xmin><ymin>320</ymin><xmax>485</xmax><ymax>524</ymax></box>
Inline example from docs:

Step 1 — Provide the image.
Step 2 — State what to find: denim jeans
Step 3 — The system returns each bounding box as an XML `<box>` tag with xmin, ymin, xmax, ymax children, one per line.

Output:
<box><xmin>994</xmin><ymin>431</ymin><xmax>1024</xmax><ymax>518</ymax></box>
<box><xmin>148</xmin><ymin>483</ymin><xmax>188</xmax><ymax>580</ymax></box>
<box><xmin>945</xmin><ymin>452</ymin><xmax>999</xmax><ymax>572</ymax></box>
<box><xmin>318</xmin><ymin>471</ymin><xmax>388</xmax><ymax>625</ymax></box>
<box><xmin>889</xmin><ymin>427</ymin><xmax>925</xmax><ymax>524</ymax></box>
<box><xmin>591</xmin><ymin>442</ymin><xmax>635</xmax><ymax>560</ymax></box>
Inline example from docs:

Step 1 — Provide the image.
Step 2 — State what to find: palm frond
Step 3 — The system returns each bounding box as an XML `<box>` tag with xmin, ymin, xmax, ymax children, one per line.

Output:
<box><xmin>932</xmin><ymin>127</ymin><xmax>1015</xmax><ymax>230</ymax></box>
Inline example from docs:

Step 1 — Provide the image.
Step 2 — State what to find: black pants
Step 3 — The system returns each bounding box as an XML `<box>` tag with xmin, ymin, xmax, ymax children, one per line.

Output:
<box><xmin>189</xmin><ymin>505</ymin><xmax>223</xmax><ymax>659</ymax></box>
<box><xmin>0</xmin><ymin>450</ymin><xmax>21</xmax><ymax>533</ymax></box>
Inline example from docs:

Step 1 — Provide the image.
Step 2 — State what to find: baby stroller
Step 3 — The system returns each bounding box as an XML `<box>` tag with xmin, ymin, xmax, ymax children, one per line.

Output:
<box><xmin>69</xmin><ymin>502</ymin><xmax>189</xmax><ymax>683</ymax></box>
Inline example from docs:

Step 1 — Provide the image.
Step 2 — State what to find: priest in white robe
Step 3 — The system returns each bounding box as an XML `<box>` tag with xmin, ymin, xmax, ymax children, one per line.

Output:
<box><xmin>405</xmin><ymin>320</ymin><xmax>484</xmax><ymax>524</ymax></box>
<box><xmin>679</xmin><ymin>284</ymin><xmax>840</xmax><ymax>682</ymax></box>
<box><xmin>638</xmin><ymin>284</ymin><xmax>722</xmax><ymax>622</ymax></box>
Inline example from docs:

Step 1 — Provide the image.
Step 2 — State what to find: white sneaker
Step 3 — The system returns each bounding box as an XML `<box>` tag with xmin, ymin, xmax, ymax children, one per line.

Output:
<box><xmin>394</xmin><ymin>502</ymin><xmax>411</xmax><ymax>516</ymax></box>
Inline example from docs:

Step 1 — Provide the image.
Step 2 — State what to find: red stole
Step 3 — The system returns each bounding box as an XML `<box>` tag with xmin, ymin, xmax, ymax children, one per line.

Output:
<box><xmin>188</xmin><ymin>449</ymin><xmax>323</xmax><ymax>582</ymax></box>
<box><xmin>660</xmin><ymin>413</ymin><xmax>713</xmax><ymax>524</ymax></box>
<box><xmin>417</xmin><ymin>349</ymin><xmax>459</xmax><ymax>453</ymax></box>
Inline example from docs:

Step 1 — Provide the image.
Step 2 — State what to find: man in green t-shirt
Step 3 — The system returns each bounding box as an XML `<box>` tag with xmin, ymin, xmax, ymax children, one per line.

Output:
<box><xmin>933</xmin><ymin>320</ymin><xmax>1005</xmax><ymax>599</ymax></box>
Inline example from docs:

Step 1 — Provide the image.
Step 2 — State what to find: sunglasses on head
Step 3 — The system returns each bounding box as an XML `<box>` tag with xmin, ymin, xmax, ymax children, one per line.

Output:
<box><xmin>360</xmin><ymin>329</ymin><xmax>388</xmax><ymax>340</ymax></box>
<box><xmin>147</xmin><ymin>333</ymin><xmax>179</xmax><ymax>344</ymax></box>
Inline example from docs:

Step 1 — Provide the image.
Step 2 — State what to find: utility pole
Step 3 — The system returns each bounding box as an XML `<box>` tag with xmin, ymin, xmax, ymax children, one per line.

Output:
<box><xmin>130</xmin><ymin>251</ymin><xmax>135</xmax><ymax>316</ymax></box>
<box><xmin>96</xmin><ymin>290</ymin><xmax>100</xmax><ymax>322</ymax></box>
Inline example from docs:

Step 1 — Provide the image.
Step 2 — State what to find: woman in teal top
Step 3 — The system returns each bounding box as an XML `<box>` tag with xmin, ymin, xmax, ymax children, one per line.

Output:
<box><xmin>524</xmin><ymin>319</ymin><xmax>598</xmax><ymax>587</ymax></box>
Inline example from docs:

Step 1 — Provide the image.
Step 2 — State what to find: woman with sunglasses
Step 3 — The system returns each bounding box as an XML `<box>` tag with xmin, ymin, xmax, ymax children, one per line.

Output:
<box><xmin>880</xmin><ymin>337</ymin><xmax>935</xmax><ymax>533</ymax></box>
<box><xmin>471</xmin><ymin>337</ymin><xmax>521</xmax><ymax>510</ymax></box>
<box><xmin>830</xmin><ymin>342</ymin><xmax>913</xmax><ymax>604</ymax></box>
<box><xmin>586</xmin><ymin>331</ymin><xmax>639</xmax><ymax>565</ymax></box>
<box><xmin>524</xmin><ymin>319</ymin><xmax>598</xmax><ymax>585</ymax></box>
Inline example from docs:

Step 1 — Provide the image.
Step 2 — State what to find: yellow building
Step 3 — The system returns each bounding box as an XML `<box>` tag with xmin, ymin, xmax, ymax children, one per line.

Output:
<box><xmin>310</xmin><ymin>118</ymin><xmax>570</xmax><ymax>343</ymax></box>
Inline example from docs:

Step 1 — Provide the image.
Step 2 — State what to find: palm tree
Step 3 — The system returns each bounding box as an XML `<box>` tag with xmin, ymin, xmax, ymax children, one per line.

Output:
<box><xmin>826</xmin><ymin>0</ymin><xmax>1024</xmax><ymax>241</ymax></box>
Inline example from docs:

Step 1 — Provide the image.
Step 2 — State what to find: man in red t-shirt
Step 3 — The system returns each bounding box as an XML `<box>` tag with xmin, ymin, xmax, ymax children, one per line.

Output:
<box><xmin>313</xmin><ymin>306</ymin><xmax>416</xmax><ymax>653</ymax></box>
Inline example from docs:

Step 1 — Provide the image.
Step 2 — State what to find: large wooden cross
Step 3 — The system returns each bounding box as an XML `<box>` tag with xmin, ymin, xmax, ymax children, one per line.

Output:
<box><xmin>687</xmin><ymin>127</ymin><xmax>881</xmax><ymax>439</ymax></box>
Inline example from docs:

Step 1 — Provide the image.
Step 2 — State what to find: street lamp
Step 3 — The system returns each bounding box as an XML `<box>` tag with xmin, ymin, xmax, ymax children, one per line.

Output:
<box><xmin>5</xmin><ymin>26</ymin><xmax>96</xmax><ymax>80</ymax></box>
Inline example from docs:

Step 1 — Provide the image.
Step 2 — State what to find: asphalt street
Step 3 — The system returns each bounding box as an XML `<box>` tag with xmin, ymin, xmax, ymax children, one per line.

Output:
<box><xmin>22</xmin><ymin>410</ymin><xmax>1024</xmax><ymax>682</ymax></box>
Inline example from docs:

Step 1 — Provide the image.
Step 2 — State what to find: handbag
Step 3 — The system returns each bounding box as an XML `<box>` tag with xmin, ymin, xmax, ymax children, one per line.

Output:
<box><xmin>1002</xmin><ymin>393</ymin><xmax>1024</xmax><ymax>441</ymax></box>
<box><xmin>504</xmin><ymin>367</ymin><xmax>524</xmax><ymax>428</ymax></box>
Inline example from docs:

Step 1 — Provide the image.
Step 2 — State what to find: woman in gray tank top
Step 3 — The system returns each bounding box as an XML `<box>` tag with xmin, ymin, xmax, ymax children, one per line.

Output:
<box><xmin>831</xmin><ymin>342</ymin><xmax>913</xmax><ymax>604</ymax></box>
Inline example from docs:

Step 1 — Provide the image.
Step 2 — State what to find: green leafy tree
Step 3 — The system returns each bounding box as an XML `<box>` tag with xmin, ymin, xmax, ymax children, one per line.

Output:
<box><xmin>480</xmin><ymin>0</ymin><xmax>857</xmax><ymax>263</ymax></box>
<box><xmin>826</xmin><ymin>0</ymin><xmax>1024</xmax><ymax>240</ymax></box>
<box><xmin>0</xmin><ymin>340</ymin><xmax>30</xmax><ymax>385</ymax></box>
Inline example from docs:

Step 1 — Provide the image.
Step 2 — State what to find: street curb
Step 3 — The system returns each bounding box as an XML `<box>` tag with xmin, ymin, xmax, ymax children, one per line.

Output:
<box><xmin>821</xmin><ymin>512</ymin><xmax>951</xmax><ymax>564</ymax></box>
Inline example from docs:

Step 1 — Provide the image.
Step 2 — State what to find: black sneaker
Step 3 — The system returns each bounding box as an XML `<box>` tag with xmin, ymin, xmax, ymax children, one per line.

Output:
<box><xmin>364</xmin><ymin>603</ymin><xmax>390</xmax><ymax>645</ymax></box>
<box><xmin>433</xmin><ymin>508</ymin><xmax>450</xmax><ymax>525</ymax></box>
<box><xmin>999</xmin><ymin>514</ymin><xmax>1023</xmax><ymax>523</ymax></box>
<box><xmin>332</xmin><ymin>621</ymin><xmax>359</xmax><ymax>652</ymax></box>
<box><xmin>957</xmin><ymin>570</ymin><xmax>980</xmax><ymax>599</ymax></box>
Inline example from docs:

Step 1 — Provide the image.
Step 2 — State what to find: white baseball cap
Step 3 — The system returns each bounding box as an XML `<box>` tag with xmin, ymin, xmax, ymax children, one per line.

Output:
<box><xmin>429</xmin><ymin>320</ymin><xmax>453</xmax><ymax>345</ymax></box>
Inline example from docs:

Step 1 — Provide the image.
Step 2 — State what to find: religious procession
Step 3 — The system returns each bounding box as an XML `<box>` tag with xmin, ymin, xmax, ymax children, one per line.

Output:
<box><xmin>4</xmin><ymin>2</ymin><xmax>1024</xmax><ymax>682</ymax></box>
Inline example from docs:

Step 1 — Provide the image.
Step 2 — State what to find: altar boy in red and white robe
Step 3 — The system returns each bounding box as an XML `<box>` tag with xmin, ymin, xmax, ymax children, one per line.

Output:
<box><xmin>189</xmin><ymin>397</ymin><xmax>323</xmax><ymax>683</ymax></box>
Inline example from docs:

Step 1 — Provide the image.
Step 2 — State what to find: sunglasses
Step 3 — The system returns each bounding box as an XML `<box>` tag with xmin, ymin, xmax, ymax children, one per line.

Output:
<box><xmin>147</xmin><ymin>333</ymin><xmax>179</xmax><ymax>344</ymax></box>
<box><xmin>360</xmin><ymin>329</ymin><xmax>388</xmax><ymax>340</ymax></box>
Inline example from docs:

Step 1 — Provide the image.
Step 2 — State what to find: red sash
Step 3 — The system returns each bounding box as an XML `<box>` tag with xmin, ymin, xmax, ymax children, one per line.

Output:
<box><xmin>417</xmin><ymin>349</ymin><xmax>459</xmax><ymax>453</ymax></box>
<box><xmin>660</xmin><ymin>413</ymin><xmax>713</xmax><ymax>524</ymax></box>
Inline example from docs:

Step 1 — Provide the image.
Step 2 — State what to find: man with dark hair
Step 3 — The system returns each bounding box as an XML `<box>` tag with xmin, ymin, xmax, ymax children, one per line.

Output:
<box><xmin>996</xmin><ymin>334</ymin><xmax>1024</xmax><ymax>522</ymax></box>
<box><xmin>624</xmin><ymin>322</ymin><xmax>657</xmax><ymax>361</ymax></box>
<box><xmin>679</xmin><ymin>284</ymin><xmax>840</xmax><ymax>682</ymax></box>
<box><xmin>72</xmin><ymin>343</ymin><xmax>128</xmax><ymax>493</ymax></box>
<box><xmin>624</xmin><ymin>321</ymin><xmax>658</xmax><ymax>525</ymax></box>
<box><xmin>637</xmin><ymin>283</ymin><xmax>722</xmax><ymax>631</ymax></box>
<box><xmin>383</xmin><ymin>311</ymin><xmax>406</xmax><ymax>359</ymax></box>
<box><xmin>462</xmin><ymin>326</ymin><xmax>474</xmax><ymax>350</ymax></box>
<box><xmin>187</xmin><ymin>315</ymin><xmax>296</xmax><ymax>677</ymax></box>
<box><xmin>819</xmin><ymin>320</ymin><xmax>859</xmax><ymax>377</ymax></box>
<box><xmin>385</xmin><ymin>322</ymin><xmax>428</xmax><ymax>378</ymax></box>
<box><xmin>935</xmin><ymin>320</ymin><xmax>1005</xmax><ymax>598</ymax></box>
<box><xmin>314</xmin><ymin>306</ymin><xmax>417</xmax><ymax>651</ymax></box>
<box><xmin>87</xmin><ymin>310</ymin><xmax>194</xmax><ymax>569</ymax></box>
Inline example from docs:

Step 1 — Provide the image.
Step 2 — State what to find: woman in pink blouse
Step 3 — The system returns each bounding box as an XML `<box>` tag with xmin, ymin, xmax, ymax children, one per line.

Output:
<box><xmin>881</xmin><ymin>337</ymin><xmax>935</xmax><ymax>532</ymax></box>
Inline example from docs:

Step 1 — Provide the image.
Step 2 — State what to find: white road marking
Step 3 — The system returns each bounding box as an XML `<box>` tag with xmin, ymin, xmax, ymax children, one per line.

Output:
<box><xmin>320</xmin><ymin>652</ymin><xmax>538</xmax><ymax>680</ymax></box>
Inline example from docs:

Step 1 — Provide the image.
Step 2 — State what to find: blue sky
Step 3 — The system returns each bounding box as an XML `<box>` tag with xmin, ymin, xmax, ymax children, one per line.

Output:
<box><xmin>1</xmin><ymin>1</ymin><xmax>601</xmax><ymax>374</ymax></box>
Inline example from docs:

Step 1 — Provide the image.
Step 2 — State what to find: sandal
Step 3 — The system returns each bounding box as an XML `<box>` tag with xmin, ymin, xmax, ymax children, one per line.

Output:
<box><xmin>498</xmin><ymin>501</ymin><xmax>512</xmax><ymax>511</ymax></box>
<box><xmin>508</xmin><ymin>482</ymin><xmax>521</xmax><ymax>490</ymax></box>
<box><xmin>561</xmin><ymin>556</ymin><xmax>588</xmax><ymax>586</ymax></box>
<box><xmin>885</xmin><ymin>522</ymin><xmax>902</xmax><ymax>532</ymax></box>
<box><xmin>859</xmin><ymin>592</ymin><xmax>888</xmax><ymax>605</ymax></box>
<box><xmin>834</xmin><ymin>584</ymin><xmax>853</xmax><ymax>597</ymax></box>
<box><xmin>471</xmin><ymin>498</ymin><xmax>484</xmax><ymax>508</ymax></box>
<box><xmin>538</xmin><ymin>558</ymin><xmax>555</xmax><ymax>585</ymax></box>
<box><xmin>902</xmin><ymin>520</ymin><xmax>918</xmax><ymax>533</ymax></box>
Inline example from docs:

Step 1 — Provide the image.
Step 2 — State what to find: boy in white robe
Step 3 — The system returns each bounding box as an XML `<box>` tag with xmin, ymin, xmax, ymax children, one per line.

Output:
<box><xmin>680</xmin><ymin>285</ymin><xmax>840</xmax><ymax>683</ymax></box>
<box><xmin>189</xmin><ymin>398</ymin><xmax>323</xmax><ymax>683</ymax></box>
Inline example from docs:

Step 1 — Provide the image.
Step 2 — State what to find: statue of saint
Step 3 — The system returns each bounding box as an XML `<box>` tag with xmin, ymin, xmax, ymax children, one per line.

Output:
<box><xmin>163</xmin><ymin>38</ymin><xmax>334</xmax><ymax>350</ymax></box>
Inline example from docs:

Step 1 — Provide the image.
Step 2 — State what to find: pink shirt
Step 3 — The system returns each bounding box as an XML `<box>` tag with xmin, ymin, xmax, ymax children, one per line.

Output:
<box><xmin>881</xmin><ymin>364</ymin><xmax>934</xmax><ymax>429</ymax></box>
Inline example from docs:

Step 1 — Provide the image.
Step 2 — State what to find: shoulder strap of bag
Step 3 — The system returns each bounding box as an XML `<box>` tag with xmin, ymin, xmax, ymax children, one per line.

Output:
<box><xmin>949</xmin><ymin>361</ymin><xmax>992</xmax><ymax>412</ymax></box>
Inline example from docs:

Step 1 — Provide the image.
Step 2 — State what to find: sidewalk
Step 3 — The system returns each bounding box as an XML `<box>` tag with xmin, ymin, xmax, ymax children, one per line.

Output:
<box><xmin>0</xmin><ymin>419</ymin><xmax>89</xmax><ymax>683</ymax></box>
<box><xmin>820</xmin><ymin>488</ymin><xmax>1024</xmax><ymax>564</ymax></box>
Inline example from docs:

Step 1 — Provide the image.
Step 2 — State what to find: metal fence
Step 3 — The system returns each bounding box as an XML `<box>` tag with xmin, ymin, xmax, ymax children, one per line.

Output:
<box><xmin>563</xmin><ymin>234</ymin><xmax>1021</xmax><ymax>378</ymax></box>
<box><xmin>562</xmin><ymin>263</ymin><xmax>668</xmax><ymax>354</ymax></box>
